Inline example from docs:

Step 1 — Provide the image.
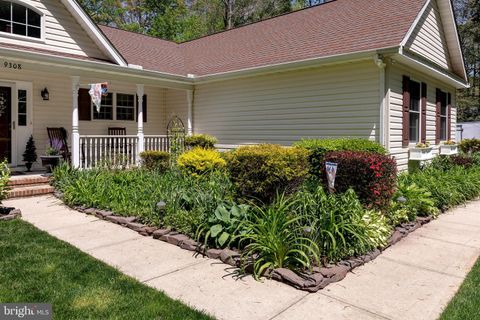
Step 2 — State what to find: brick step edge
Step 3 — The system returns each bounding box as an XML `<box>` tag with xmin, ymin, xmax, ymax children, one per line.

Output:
<box><xmin>58</xmin><ymin>192</ymin><xmax>434</xmax><ymax>293</ymax></box>
<box><xmin>8</xmin><ymin>177</ymin><xmax>51</xmax><ymax>187</ymax></box>
<box><xmin>7</xmin><ymin>186</ymin><xmax>55</xmax><ymax>198</ymax></box>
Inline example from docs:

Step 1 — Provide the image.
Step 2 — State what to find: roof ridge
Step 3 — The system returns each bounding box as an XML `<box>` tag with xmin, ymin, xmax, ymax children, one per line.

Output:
<box><xmin>98</xmin><ymin>24</ymin><xmax>180</xmax><ymax>45</ymax></box>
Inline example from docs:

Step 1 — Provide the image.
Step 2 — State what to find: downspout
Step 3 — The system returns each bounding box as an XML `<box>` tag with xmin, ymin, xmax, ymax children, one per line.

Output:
<box><xmin>374</xmin><ymin>54</ymin><xmax>387</xmax><ymax>148</ymax></box>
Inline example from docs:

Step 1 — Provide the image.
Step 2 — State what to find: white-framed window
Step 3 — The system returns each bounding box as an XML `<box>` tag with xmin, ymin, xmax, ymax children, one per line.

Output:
<box><xmin>116</xmin><ymin>93</ymin><xmax>135</xmax><ymax>121</ymax></box>
<box><xmin>439</xmin><ymin>90</ymin><xmax>448</xmax><ymax>141</ymax></box>
<box><xmin>93</xmin><ymin>93</ymin><xmax>113</xmax><ymax>120</ymax></box>
<box><xmin>409</xmin><ymin>80</ymin><xmax>421</xmax><ymax>143</ymax></box>
<box><xmin>0</xmin><ymin>1</ymin><xmax>42</xmax><ymax>39</ymax></box>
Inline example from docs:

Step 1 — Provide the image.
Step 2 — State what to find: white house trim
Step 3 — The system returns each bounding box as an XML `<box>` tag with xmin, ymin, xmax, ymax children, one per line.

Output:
<box><xmin>61</xmin><ymin>0</ymin><xmax>128</xmax><ymax>67</ymax></box>
<box><xmin>400</xmin><ymin>0</ymin><xmax>432</xmax><ymax>47</ymax></box>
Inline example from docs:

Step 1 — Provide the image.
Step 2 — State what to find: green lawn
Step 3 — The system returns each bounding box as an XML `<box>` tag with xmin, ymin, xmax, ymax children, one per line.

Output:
<box><xmin>440</xmin><ymin>257</ymin><xmax>480</xmax><ymax>320</ymax></box>
<box><xmin>0</xmin><ymin>219</ymin><xmax>214</xmax><ymax>320</ymax></box>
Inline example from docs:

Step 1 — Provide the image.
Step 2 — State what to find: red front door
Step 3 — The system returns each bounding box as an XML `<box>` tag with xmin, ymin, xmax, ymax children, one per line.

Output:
<box><xmin>0</xmin><ymin>87</ymin><xmax>12</xmax><ymax>163</ymax></box>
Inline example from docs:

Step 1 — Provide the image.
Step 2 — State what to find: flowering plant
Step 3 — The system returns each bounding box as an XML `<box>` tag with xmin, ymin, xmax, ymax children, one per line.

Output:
<box><xmin>443</xmin><ymin>140</ymin><xmax>456</xmax><ymax>146</ymax></box>
<box><xmin>415</xmin><ymin>142</ymin><xmax>431</xmax><ymax>148</ymax></box>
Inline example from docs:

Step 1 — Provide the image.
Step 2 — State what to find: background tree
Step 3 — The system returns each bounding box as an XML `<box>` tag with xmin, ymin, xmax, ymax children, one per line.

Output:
<box><xmin>454</xmin><ymin>0</ymin><xmax>480</xmax><ymax>122</ymax></box>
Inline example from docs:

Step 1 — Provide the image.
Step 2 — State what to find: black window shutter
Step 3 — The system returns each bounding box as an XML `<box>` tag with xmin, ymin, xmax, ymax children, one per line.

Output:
<box><xmin>402</xmin><ymin>75</ymin><xmax>410</xmax><ymax>147</ymax></box>
<box><xmin>78</xmin><ymin>88</ymin><xmax>91</xmax><ymax>121</ymax></box>
<box><xmin>421</xmin><ymin>82</ymin><xmax>427</xmax><ymax>144</ymax></box>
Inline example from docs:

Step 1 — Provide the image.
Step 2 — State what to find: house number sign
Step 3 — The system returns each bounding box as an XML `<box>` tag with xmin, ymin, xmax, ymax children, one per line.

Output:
<box><xmin>3</xmin><ymin>61</ymin><xmax>22</xmax><ymax>70</ymax></box>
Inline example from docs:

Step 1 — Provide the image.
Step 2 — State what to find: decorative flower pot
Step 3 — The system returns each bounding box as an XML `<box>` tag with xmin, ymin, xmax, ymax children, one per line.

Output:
<box><xmin>40</xmin><ymin>155</ymin><xmax>62</xmax><ymax>173</ymax></box>
<box><xmin>440</xmin><ymin>145</ymin><xmax>458</xmax><ymax>156</ymax></box>
<box><xmin>409</xmin><ymin>147</ymin><xmax>434</xmax><ymax>161</ymax></box>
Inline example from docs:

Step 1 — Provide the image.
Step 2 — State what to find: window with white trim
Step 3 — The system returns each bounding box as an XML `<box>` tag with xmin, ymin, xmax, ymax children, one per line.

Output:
<box><xmin>409</xmin><ymin>80</ymin><xmax>421</xmax><ymax>143</ymax></box>
<box><xmin>439</xmin><ymin>91</ymin><xmax>448</xmax><ymax>141</ymax></box>
<box><xmin>116</xmin><ymin>93</ymin><xmax>135</xmax><ymax>121</ymax></box>
<box><xmin>93</xmin><ymin>93</ymin><xmax>113</xmax><ymax>120</ymax></box>
<box><xmin>0</xmin><ymin>1</ymin><xmax>42</xmax><ymax>39</ymax></box>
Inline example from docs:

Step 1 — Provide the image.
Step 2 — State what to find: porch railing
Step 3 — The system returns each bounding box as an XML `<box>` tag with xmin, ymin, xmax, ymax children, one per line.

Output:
<box><xmin>144</xmin><ymin>135</ymin><xmax>170</xmax><ymax>152</ymax></box>
<box><xmin>79</xmin><ymin>134</ymin><xmax>172</xmax><ymax>169</ymax></box>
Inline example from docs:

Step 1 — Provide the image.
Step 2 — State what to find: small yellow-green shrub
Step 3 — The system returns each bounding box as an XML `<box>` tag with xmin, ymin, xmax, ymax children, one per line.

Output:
<box><xmin>177</xmin><ymin>147</ymin><xmax>226</xmax><ymax>176</ymax></box>
<box><xmin>225</xmin><ymin>144</ymin><xmax>309</xmax><ymax>204</ymax></box>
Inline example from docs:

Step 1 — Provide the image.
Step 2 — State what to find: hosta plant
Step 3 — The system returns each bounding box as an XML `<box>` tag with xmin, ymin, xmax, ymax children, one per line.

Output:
<box><xmin>196</xmin><ymin>202</ymin><xmax>250</xmax><ymax>248</ymax></box>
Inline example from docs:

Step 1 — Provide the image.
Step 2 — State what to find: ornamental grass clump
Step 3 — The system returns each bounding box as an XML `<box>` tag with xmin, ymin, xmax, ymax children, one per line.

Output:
<box><xmin>177</xmin><ymin>147</ymin><xmax>226</xmax><ymax>177</ymax></box>
<box><xmin>291</xmin><ymin>184</ymin><xmax>391</xmax><ymax>263</ymax></box>
<box><xmin>225</xmin><ymin>144</ymin><xmax>309</xmax><ymax>204</ymax></box>
<box><xmin>238</xmin><ymin>195</ymin><xmax>320</xmax><ymax>279</ymax></box>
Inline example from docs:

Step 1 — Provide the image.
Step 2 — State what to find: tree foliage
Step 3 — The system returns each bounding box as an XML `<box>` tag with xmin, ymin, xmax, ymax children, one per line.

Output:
<box><xmin>454</xmin><ymin>0</ymin><xmax>480</xmax><ymax>122</ymax></box>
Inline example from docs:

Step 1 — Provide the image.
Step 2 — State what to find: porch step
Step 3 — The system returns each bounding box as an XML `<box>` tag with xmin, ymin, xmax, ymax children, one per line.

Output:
<box><xmin>8</xmin><ymin>174</ymin><xmax>51</xmax><ymax>187</ymax></box>
<box><xmin>7</xmin><ymin>173</ymin><xmax>54</xmax><ymax>198</ymax></box>
<box><xmin>7</xmin><ymin>185</ymin><xmax>55</xmax><ymax>198</ymax></box>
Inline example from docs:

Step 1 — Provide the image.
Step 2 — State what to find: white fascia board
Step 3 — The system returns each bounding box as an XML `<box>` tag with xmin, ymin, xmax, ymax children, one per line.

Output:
<box><xmin>400</xmin><ymin>0</ymin><xmax>432</xmax><ymax>46</ymax></box>
<box><xmin>62</xmin><ymin>0</ymin><xmax>128</xmax><ymax>66</ymax></box>
<box><xmin>395</xmin><ymin>50</ymin><xmax>469</xmax><ymax>89</ymax></box>
<box><xmin>193</xmin><ymin>47</ymin><xmax>400</xmax><ymax>84</ymax></box>
<box><xmin>0</xmin><ymin>46</ymin><xmax>193</xmax><ymax>89</ymax></box>
<box><xmin>437</xmin><ymin>0</ymin><xmax>468</xmax><ymax>82</ymax></box>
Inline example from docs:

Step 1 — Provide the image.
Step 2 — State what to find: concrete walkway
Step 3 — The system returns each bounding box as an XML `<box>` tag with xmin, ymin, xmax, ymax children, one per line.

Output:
<box><xmin>5</xmin><ymin>195</ymin><xmax>480</xmax><ymax>320</ymax></box>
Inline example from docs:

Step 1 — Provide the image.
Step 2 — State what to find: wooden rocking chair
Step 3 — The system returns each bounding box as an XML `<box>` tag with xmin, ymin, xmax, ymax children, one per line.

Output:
<box><xmin>47</xmin><ymin>127</ymin><xmax>71</xmax><ymax>162</ymax></box>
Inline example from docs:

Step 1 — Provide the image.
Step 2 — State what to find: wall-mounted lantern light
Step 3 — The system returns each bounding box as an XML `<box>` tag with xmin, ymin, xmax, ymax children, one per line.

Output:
<box><xmin>41</xmin><ymin>88</ymin><xmax>49</xmax><ymax>101</ymax></box>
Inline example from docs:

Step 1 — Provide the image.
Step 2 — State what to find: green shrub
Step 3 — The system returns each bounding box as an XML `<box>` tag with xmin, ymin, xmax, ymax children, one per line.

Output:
<box><xmin>291</xmin><ymin>184</ymin><xmax>391</xmax><ymax>262</ymax></box>
<box><xmin>459</xmin><ymin>139</ymin><xmax>480</xmax><ymax>154</ymax></box>
<box><xmin>238</xmin><ymin>195</ymin><xmax>320</xmax><ymax>279</ymax></box>
<box><xmin>140</xmin><ymin>151</ymin><xmax>170</xmax><ymax>172</ymax></box>
<box><xmin>294</xmin><ymin>138</ymin><xmax>387</xmax><ymax>177</ymax></box>
<box><xmin>196</xmin><ymin>202</ymin><xmax>250</xmax><ymax>249</ymax></box>
<box><xmin>400</xmin><ymin>165</ymin><xmax>480</xmax><ymax>211</ymax></box>
<box><xmin>185</xmin><ymin>134</ymin><xmax>217</xmax><ymax>149</ymax></box>
<box><xmin>177</xmin><ymin>147</ymin><xmax>226</xmax><ymax>177</ymax></box>
<box><xmin>388</xmin><ymin>179</ymin><xmax>439</xmax><ymax>225</ymax></box>
<box><xmin>323</xmin><ymin>151</ymin><xmax>397</xmax><ymax>211</ymax></box>
<box><xmin>431</xmin><ymin>154</ymin><xmax>475</xmax><ymax>170</ymax></box>
<box><xmin>0</xmin><ymin>160</ymin><xmax>10</xmax><ymax>203</ymax></box>
<box><xmin>225</xmin><ymin>144</ymin><xmax>309</xmax><ymax>204</ymax></box>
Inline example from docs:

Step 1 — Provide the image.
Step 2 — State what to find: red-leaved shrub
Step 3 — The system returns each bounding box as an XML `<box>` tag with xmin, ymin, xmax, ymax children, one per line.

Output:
<box><xmin>323</xmin><ymin>151</ymin><xmax>397</xmax><ymax>211</ymax></box>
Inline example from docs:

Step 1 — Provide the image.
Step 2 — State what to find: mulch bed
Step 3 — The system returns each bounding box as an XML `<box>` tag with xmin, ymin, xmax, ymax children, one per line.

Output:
<box><xmin>56</xmin><ymin>192</ymin><xmax>433</xmax><ymax>292</ymax></box>
<box><xmin>0</xmin><ymin>207</ymin><xmax>22</xmax><ymax>221</ymax></box>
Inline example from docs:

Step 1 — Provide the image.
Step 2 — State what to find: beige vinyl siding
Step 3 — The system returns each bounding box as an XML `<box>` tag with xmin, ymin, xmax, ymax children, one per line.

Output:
<box><xmin>405</xmin><ymin>0</ymin><xmax>451</xmax><ymax>70</ymax></box>
<box><xmin>1</xmin><ymin>0</ymin><xmax>108</xmax><ymax>60</ymax></box>
<box><xmin>193</xmin><ymin>61</ymin><xmax>380</xmax><ymax>146</ymax></box>
<box><xmin>387</xmin><ymin>61</ymin><xmax>457</xmax><ymax>171</ymax></box>
<box><xmin>165</xmin><ymin>89</ymin><xmax>188</xmax><ymax>129</ymax></box>
<box><xmin>0</xmin><ymin>68</ymin><xmax>179</xmax><ymax>166</ymax></box>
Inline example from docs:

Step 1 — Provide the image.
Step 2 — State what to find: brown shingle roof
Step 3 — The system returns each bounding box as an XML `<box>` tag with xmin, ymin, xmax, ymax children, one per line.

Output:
<box><xmin>99</xmin><ymin>26</ymin><xmax>187</xmax><ymax>75</ymax></box>
<box><xmin>100</xmin><ymin>0</ymin><xmax>426</xmax><ymax>77</ymax></box>
<box><xmin>2</xmin><ymin>0</ymin><xmax>426</xmax><ymax>77</ymax></box>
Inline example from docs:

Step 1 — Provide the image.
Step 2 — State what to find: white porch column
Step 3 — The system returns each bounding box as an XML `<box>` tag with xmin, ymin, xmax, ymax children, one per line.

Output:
<box><xmin>71</xmin><ymin>76</ymin><xmax>80</xmax><ymax>168</ymax></box>
<box><xmin>136</xmin><ymin>84</ymin><xmax>145</xmax><ymax>164</ymax></box>
<box><xmin>187</xmin><ymin>89</ymin><xmax>194</xmax><ymax>135</ymax></box>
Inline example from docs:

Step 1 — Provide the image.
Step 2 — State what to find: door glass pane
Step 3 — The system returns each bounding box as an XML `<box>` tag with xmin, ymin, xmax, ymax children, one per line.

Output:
<box><xmin>409</xmin><ymin>112</ymin><xmax>420</xmax><ymax>142</ymax></box>
<box><xmin>0</xmin><ymin>2</ymin><xmax>10</xmax><ymax>20</ymax></box>
<box><xmin>18</xmin><ymin>90</ymin><xmax>27</xmax><ymax>126</ymax></box>
<box><xmin>12</xmin><ymin>3</ymin><xmax>26</xmax><ymax>24</ymax></box>
<box><xmin>27</xmin><ymin>9</ymin><xmax>40</xmax><ymax>26</ymax></box>
<box><xmin>12</xmin><ymin>22</ymin><xmax>26</xmax><ymax>36</ymax></box>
